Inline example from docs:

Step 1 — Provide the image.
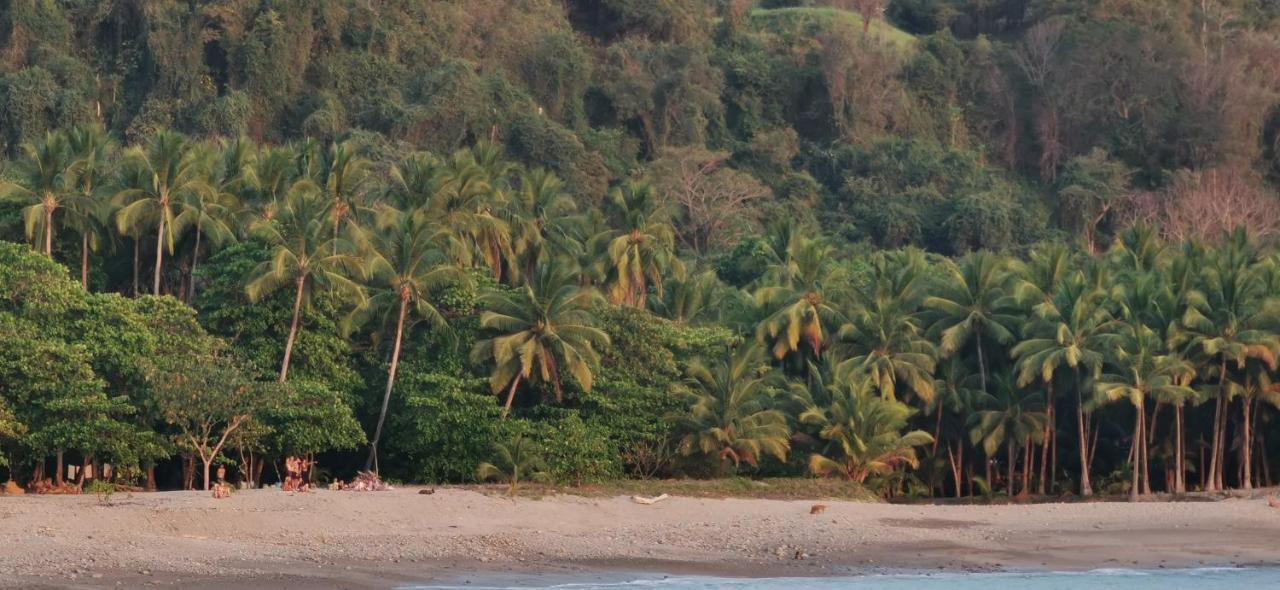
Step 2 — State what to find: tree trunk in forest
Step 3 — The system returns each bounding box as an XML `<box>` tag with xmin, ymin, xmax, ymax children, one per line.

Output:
<box><xmin>1006</xmin><ymin>441</ymin><xmax>1016</xmax><ymax>497</ymax></box>
<box><xmin>1039</xmin><ymin>382</ymin><xmax>1054</xmax><ymax>495</ymax></box>
<box><xmin>279</xmin><ymin>276</ymin><xmax>307</xmax><ymax>382</ymax></box>
<box><xmin>55</xmin><ymin>451</ymin><xmax>64</xmax><ymax>486</ymax></box>
<box><xmin>153</xmin><ymin>213</ymin><xmax>166</xmax><ymax>296</ymax></box>
<box><xmin>1130</xmin><ymin>399</ymin><xmax>1142</xmax><ymax>502</ymax></box>
<box><xmin>188</xmin><ymin>220</ymin><xmax>202</xmax><ymax>304</ymax></box>
<box><xmin>202</xmin><ymin>457</ymin><xmax>212</xmax><ymax>491</ymax></box>
<box><xmin>1174</xmin><ymin>405</ymin><xmax>1185</xmax><ymax>494</ymax></box>
<box><xmin>132</xmin><ymin>239</ymin><xmax>140</xmax><ymax>296</ymax></box>
<box><xmin>146</xmin><ymin>464</ymin><xmax>157</xmax><ymax>492</ymax></box>
<box><xmin>81</xmin><ymin>234</ymin><xmax>90</xmax><ymax>289</ymax></box>
<box><xmin>1242</xmin><ymin>396</ymin><xmax>1253</xmax><ymax>491</ymax></box>
<box><xmin>948</xmin><ymin>442</ymin><xmax>964</xmax><ymax>498</ymax></box>
<box><xmin>366</xmin><ymin>295</ymin><xmax>409</xmax><ymax>472</ymax></box>
<box><xmin>1076</xmin><ymin>370</ymin><xmax>1092</xmax><ymax>496</ymax></box>
<box><xmin>502</xmin><ymin>375</ymin><xmax>523</xmax><ymax>419</ymax></box>
<box><xmin>975</xmin><ymin>331</ymin><xmax>988</xmax><ymax>394</ymax></box>
<box><xmin>43</xmin><ymin>207</ymin><xmax>54</xmax><ymax>256</ymax></box>
<box><xmin>1207</xmin><ymin>360</ymin><xmax>1227</xmax><ymax>491</ymax></box>
<box><xmin>1022</xmin><ymin>435</ymin><xmax>1033</xmax><ymax>496</ymax></box>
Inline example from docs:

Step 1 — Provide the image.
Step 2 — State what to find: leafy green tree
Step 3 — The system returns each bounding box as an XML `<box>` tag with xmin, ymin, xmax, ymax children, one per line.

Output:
<box><xmin>246</xmin><ymin>187</ymin><xmax>366</xmax><ymax>382</ymax></box>
<box><xmin>470</xmin><ymin>265</ymin><xmax>610</xmax><ymax>416</ymax></box>
<box><xmin>673</xmin><ymin>345</ymin><xmax>790</xmax><ymax>472</ymax></box>
<box><xmin>800</xmin><ymin>367</ymin><xmax>933</xmax><ymax>484</ymax></box>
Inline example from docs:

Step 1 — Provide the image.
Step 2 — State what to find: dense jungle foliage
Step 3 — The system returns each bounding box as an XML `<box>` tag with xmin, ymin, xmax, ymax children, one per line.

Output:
<box><xmin>1</xmin><ymin>0</ymin><xmax>1279</xmax><ymax>499</ymax></box>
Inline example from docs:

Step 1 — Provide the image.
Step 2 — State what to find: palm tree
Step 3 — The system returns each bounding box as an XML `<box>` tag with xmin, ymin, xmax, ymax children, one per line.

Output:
<box><xmin>348</xmin><ymin>206</ymin><xmax>466</xmax><ymax>472</ymax></box>
<box><xmin>177</xmin><ymin>142</ymin><xmax>243</xmax><ymax>302</ymax></box>
<box><xmin>1012</xmin><ymin>271</ymin><xmax>1116</xmax><ymax>497</ymax></box>
<box><xmin>470</xmin><ymin>265</ymin><xmax>610</xmax><ymax>416</ymax></box>
<box><xmin>968</xmin><ymin>371</ymin><xmax>1048</xmax><ymax>497</ymax></box>
<box><xmin>594</xmin><ymin>179</ymin><xmax>684</xmax><ymax>307</ymax></box>
<box><xmin>320</xmin><ymin>141</ymin><xmax>372</xmax><ymax>255</ymax></box>
<box><xmin>1176</xmin><ymin>229</ymin><xmax>1278</xmax><ymax>490</ymax></box>
<box><xmin>476</xmin><ymin>433</ymin><xmax>550</xmax><ymax>495</ymax></box>
<box><xmin>64</xmin><ymin>124</ymin><xmax>116</xmax><ymax>288</ymax></box>
<box><xmin>924</xmin><ymin>251</ymin><xmax>1021</xmax><ymax>395</ymax></box>
<box><xmin>755</xmin><ymin>237</ymin><xmax>846</xmax><ymax>363</ymax></box>
<box><xmin>0</xmin><ymin>131</ymin><xmax>72</xmax><ymax>257</ymax></box>
<box><xmin>246</xmin><ymin>186</ymin><xmax>367</xmax><ymax>382</ymax></box>
<box><xmin>506</xmin><ymin>168</ymin><xmax>578</xmax><ymax>283</ymax></box>
<box><xmin>800</xmin><ymin>367</ymin><xmax>933</xmax><ymax>484</ymax></box>
<box><xmin>1094</xmin><ymin>322</ymin><xmax>1195</xmax><ymax>501</ymax></box>
<box><xmin>432</xmin><ymin>149</ymin><xmax>513</xmax><ymax>281</ymax></box>
<box><xmin>673</xmin><ymin>345</ymin><xmax>791</xmax><ymax>472</ymax></box>
<box><xmin>650</xmin><ymin>269</ymin><xmax>726</xmax><ymax>325</ymax></box>
<box><xmin>837</xmin><ymin>250</ymin><xmax>936</xmax><ymax>403</ymax></box>
<box><xmin>114</xmin><ymin>130</ymin><xmax>214</xmax><ymax>296</ymax></box>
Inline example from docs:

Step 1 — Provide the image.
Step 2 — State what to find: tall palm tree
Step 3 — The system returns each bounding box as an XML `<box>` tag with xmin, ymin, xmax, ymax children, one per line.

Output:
<box><xmin>348</xmin><ymin>206</ymin><xmax>465</xmax><ymax>472</ymax></box>
<box><xmin>755</xmin><ymin>237</ymin><xmax>846</xmax><ymax>363</ymax></box>
<box><xmin>969</xmin><ymin>371</ymin><xmax>1048</xmax><ymax>497</ymax></box>
<box><xmin>594</xmin><ymin>179</ymin><xmax>683</xmax><ymax>307</ymax></box>
<box><xmin>246</xmin><ymin>186</ymin><xmax>367</xmax><ymax>382</ymax></box>
<box><xmin>0</xmin><ymin>131</ymin><xmax>73</xmax><ymax>257</ymax></box>
<box><xmin>320</xmin><ymin>141</ymin><xmax>371</xmax><ymax>254</ymax></box>
<box><xmin>432</xmin><ymin>149</ymin><xmax>513</xmax><ymax>280</ymax></box>
<box><xmin>64</xmin><ymin>124</ymin><xmax>116</xmax><ymax>288</ymax></box>
<box><xmin>1176</xmin><ymin>229</ymin><xmax>1278</xmax><ymax>490</ymax></box>
<box><xmin>837</xmin><ymin>250</ymin><xmax>936</xmax><ymax>403</ymax></box>
<box><xmin>1012</xmin><ymin>272</ymin><xmax>1116</xmax><ymax>497</ymax></box>
<box><xmin>114</xmin><ymin>130</ymin><xmax>214</xmax><ymax>296</ymax></box>
<box><xmin>177</xmin><ymin>142</ymin><xmax>244</xmax><ymax>302</ymax></box>
<box><xmin>506</xmin><ymin>168</ymin><xmax>578</xmax><ymax>282</ymax></box>
<box><xmin>800</xmin><ymin>367</ymin><xmax>933</xmax><ymax>484</ymax></box>
<box><xmin>924</xmin><ymin>251</ymin><xmax>1021</xmax><ymax>395</ymax></box>
<box><xmin>651</xmin><ymin>268</ymin><xmax>726</xmax><ymax>326</ymax></box>
<box><xmin>470</xmin><ymin>265</ymin><xmax>610</xmax><ymax>416</ymax></box>
<box><xmin>1094</xmin><ymin>323</ymin><xmax>1194</xmax><ymax>501</ymax></box>
<box><xmin>673</xmin><ymin>345</ymin><xmax>791</xmax><ymax>472</ymax></box>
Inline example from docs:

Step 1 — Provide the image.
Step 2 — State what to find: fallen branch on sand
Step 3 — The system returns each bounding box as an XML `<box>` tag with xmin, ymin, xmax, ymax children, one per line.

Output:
<box><xmin>631</xmin><ymin>493</ymin><xmax>670</xmax><ymax>505</ymax></box>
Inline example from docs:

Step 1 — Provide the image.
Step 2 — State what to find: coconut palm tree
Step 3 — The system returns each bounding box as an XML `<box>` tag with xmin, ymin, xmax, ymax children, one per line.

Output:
<box><xmin>924</xmin><ymin>251</ymin><xmax>1021</xmax><ymax>395</ymax></box>
<box><xmin>177</xmin><ymin>142</ymin><xmax>244</xmax><ymax>302</ymax></box>
<box><xmin>755</xmin><ymin>237</ymin><xmax>847</xmax><ymax>363</ymax></box>
<box><xmin>800</xmin><ymin>367</ymin><xmax>933</xmax><ymax>484</ymax></box>
<box><xmin>432</xmin><ymin>149</ymin><xmax>513</xmax><ymax>281</ymax></box>
<box><xmin>1094</xmin><ymin>322</ymin><xmax>1195</xmax><ymax>501</ymax></box>
<box><xmin>64</xmin><ymin>124</ymin><xmax>116</xmax><ymax>289</ymax></box>
<box><xmin>506</xmin><ymin>168</ymin><xmax>578</xmax><ymax>283</ymax></box>
<box><xmin>0</xmin><ymin>131</ymin><xmax>73</xmax><ymax>257</ymax></box>
<box><xmin>968</xmin><ymin>371</ymin><xmax>1048</xmax><ymax>496</ymax></box>
<box><xmin>837</xmin><ymin>250</ymin><xmax>936</xmax><ymax>403</ymax></box>
<box><xmin>476</xmin><ymin>433</ymin><xmax>550</xmax><ymax>495</ymax></box>
<box><xmin>470</xmin><ymin>264</ymin><xmax>610</xmax><ymax>416</ymax></box>
<box><xmin>650</xmin><ymin>268</ymin><xmax>726</xmax><ymax>326</ymax></box>
<box><xmin>1012</xmin><ymin>271</ymin><xmax>1116</xmax><ymax>496</ymax></box>
<box><xmin>1176</xmin><ymin>229</ymin><xmax>1279</xmax><ymax>490</ymax></box>
<box><xmin>320</xmin><ymin>141</ymin><xmax>371</xmax><ymax>254</ymax></box>
<box><xmin>348</xmin><ymin>205</ymin><xmax>466</xmax><ymax>472</ymax></box>
<box><xmin>594</xmin><ymin>179</ymin><xmax>684</xmax><ymax>307</ymax></box>
<box><xmin>114</xmin><ymin>130</ymin><xmax>214</xmax><ymax>296</ymax></box>
<box><xmin>673</xmin><ymin>345</ymin><xmax>791</xmax><ymax>472</ymax></box>
<box><xmin>245</xmin><ymin>186</ymin><xmax>367</xmax><ymax>382</ymax></box>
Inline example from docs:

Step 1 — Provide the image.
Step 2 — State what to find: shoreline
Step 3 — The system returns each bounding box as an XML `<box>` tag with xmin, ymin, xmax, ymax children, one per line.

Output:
<box><xmin>2</xmin><ymin>487</ymin><xmax>1278</xmax><ymax>588</ymax></box>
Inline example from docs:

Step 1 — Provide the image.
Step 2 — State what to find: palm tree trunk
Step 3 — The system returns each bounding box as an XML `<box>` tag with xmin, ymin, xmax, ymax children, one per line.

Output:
<box><xmin>81</xmin><ymin>234</ymin><xmax>90</xmax><ymax>289</ymax></box>
<box><xmin>188</xmin><ymin>220</ymin><xmax>202</xmax><ymax>304</ymax></box>
<box><xmin>153</xmin><ymin>214</ymin><xmax>166</xmax><ymax>296</ymax></box>
<box><xmin>1141</xmin><ymin>400</ymin><xmax>1152</xmax><ymax>496</ymax></box>
<box><xmin>44</xmin><ymin>207</ymin><xmax>54</xmax><ymax>256</ymax></box>
<box><xmin>1208</xmin><ymin>360</ymin><xmax>1227</xmax><ymax>491</ymax></box>
<box><xmin>1039</xmin><ymin>381</ymin><xmax>1054</xmax><ymax>494</ymax></box>
<box><xmin>1022</xmin><ymin>435</ymin><xmax>1033</xmax><ymax>496</ymax></box>
<box><xmin>55</xmin><ymin>450</ymin><xmax>64</xmax><ymax>486</ymax></box>
<box><xmin>975</xmin><ymin>331</ymin><xmax>988</xmax><ymax>394</ymax></box>
<box><xmin>501</xmin><ymin>375</ymin><xmax>523</xmax><ymax>419</ymax></box>
<box><xmin>1241</xmin><ymin>395</ymin><xmax>1253</xmax><ymax>491</ymax></box>
<box><xmin>132</xmin><ymin>238</ymin><xmax>140</xmax><ymax>296</ymax></box>
<box><xmin>279</xmin><ymin>276</ymin><xmax>306</xmax><ymax>382</ymax></box>
<box><xmin>1075</xmin><ymin>370</ymin><xmax>1092</xmax><ymax>496</ymax></box>
<box><xmin>1007</xmin><ymin>440</ymin><xmax>1016</xmax><ymax>497</ymax></box>
<box><xmin>947</xmin><ymin>443</ymin><xmax>963</xmax><ymax>498</ymax></box>
<box><xmin>1174</xmin><ymin>404</ymin><xmax>1185</xmax><ymax>494</ymax></box>
<box><xmin>365</xmin><ymin>296</ymin><xmax>409</xmax><ymax>473</ymax></box>
<box><xmin>1130</xmin><ymin>400</ymin><xmax>1142</xmax><ymax>502</ymax></box>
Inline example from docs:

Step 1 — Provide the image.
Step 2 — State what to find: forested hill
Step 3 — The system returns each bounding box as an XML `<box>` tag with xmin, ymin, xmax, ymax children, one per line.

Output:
<box><xmin>2</xmin><ymin>0</ymin><xmax>1278</xmax><ymax>252</ymax></box>
<box><xmin>1</xmin><ymin>1</ymin><xmax>1280</xmax><ymax>498</ymax></box>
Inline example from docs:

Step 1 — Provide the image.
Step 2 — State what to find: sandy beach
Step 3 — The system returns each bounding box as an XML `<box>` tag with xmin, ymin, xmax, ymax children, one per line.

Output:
<box><xmin>1</xmin><ymin>487</ymin><xmax>1278</xmax><ymax>588</ymax></box>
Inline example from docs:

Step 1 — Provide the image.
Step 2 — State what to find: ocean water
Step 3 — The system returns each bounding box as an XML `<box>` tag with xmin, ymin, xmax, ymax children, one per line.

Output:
<box><xmin>408</xmin><ymin>568</ymin><xmax>1280</xmax><ymax>590</ymax></box>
